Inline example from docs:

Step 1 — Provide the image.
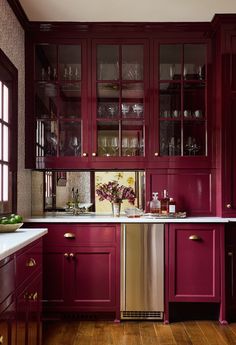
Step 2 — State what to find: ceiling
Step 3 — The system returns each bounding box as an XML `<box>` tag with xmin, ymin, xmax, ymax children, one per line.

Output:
<box><xmin>19</xmin><ymin>0</ymin><xmax>236</xmax><ymax>22</ymax></box>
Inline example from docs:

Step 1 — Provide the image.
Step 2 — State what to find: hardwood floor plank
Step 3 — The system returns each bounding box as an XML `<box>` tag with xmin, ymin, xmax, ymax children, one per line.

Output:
<box><xmin>154</xmin><ymin>322</ymin><xmax>177</xmax><ymax>344</ymax></box>
<box><xmin>182</xmin><ymin>321</ymin><xmax>209</xmax><ymax>345</ymax></box>
<box><xmin>197</xmin><ymin>321</ymin><xmax>228</xmax><ymax>345</ymax></box>
<box><xmin>92</xmin><ymin>321</ymin><xmax>115</xmax><ymax>345</ymax></box>
<box><xmin>229</xmin><ymin>323</ymin><xmax>236</xmax><ymax>336</ymax></box>
<box><xmin>170</xmin><ymin>323</ymin><xmax>193</xmax><ymax>345</ymax></box>
<box><xmin>212</xmin><ymin>321</ymin><xmax>236</xmax><ymax>345</ymax></box>
<box><xmin>139</xmin><ymin>322</ymin><xmax>159</xmax><ymax>345</ymax></box>
<box><xmin>43</xmin><ymin>320</ymin><xmax>236</xmax><ymax>345</ymax></box>
<box><xmin>73</xmin><ymin>321</ymin><xmax>95</xmax><ymax>345</ymax></box>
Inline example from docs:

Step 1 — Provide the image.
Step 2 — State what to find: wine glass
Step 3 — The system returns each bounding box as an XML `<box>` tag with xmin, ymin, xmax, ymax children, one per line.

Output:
<box><xmin>111</xmin><ymin>137</ymin><xmax>119</xmax><ymax>156</ymax></box>
<box><xmin>70</xmin><ymin>136</ymin><xmax>80</xmax><ymax>156</ymax></box>
<box><xmin>129</xmin><ymin>137</ymin><xmax>139</xmax><ymax>156</ymax></box>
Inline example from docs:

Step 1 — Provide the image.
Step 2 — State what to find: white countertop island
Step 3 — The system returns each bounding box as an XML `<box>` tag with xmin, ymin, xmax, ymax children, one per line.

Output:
<box><xmin>0</xmin><ymin>228</ymin><xmax>48</xmax><ymax>261</ymax></box>
<box><xmin>24</xmin><ymin>214</ymin><xmax>229</xmax><ymax>224</ymax></box>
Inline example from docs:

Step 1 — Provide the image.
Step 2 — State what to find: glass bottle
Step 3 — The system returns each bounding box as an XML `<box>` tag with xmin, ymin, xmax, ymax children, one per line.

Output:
<box><xmin>161</xmin><ymin>189</ymin><xmax>169</xmax><ymax>215</ymax></box>
<box><xmin>150</xmin><ymin>192</ymin><xmax>160</xmax><ymax>214</ymax></box>
<box><xmin>168</xmin><ymin>197</ymin><xmax>176</xmax><ymax>215</ymax></box>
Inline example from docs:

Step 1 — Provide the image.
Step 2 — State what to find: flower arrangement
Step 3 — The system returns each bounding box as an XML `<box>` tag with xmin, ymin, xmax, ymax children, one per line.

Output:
<box><xmin>96</xmin><ymin>181</ymin><xmax>136</xmax><ymax>204</ymax></box>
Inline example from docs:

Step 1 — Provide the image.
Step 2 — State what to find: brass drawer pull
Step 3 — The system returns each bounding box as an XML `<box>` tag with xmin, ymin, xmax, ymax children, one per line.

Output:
<box><xmin>26</xmin><ymin>258</ymin><xmax>36</xmax><ymax>267</ymax></box>
<box><xmin>0</xmin><ymin>335</ymin><xmax>3</xmax><ymax>344</ymax></box>
<box><xmin>189</xmin><ymin>235</ymin><xmax>201</xmax><ymax>241</ymax></box>
<box><xmin>64</xmin><ymin>233</ymin><xmax>75</xmax><ymax>239</ymax></box>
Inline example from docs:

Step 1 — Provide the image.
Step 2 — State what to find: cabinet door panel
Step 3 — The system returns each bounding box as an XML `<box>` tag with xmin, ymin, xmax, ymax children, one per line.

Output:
<box><xmin>169</xmin><ymin>224</ymin><xmax>220</xmax><ymax>302</ymax></box>
<box><xmin>43</xmin><ymin>251</ymin><xmax>66</xmax><ymax>304</ymax></box>
<box><xmin>72</xmin><ymin>247</ymin><xmax>116</xmax><ymax>307</ymax></box>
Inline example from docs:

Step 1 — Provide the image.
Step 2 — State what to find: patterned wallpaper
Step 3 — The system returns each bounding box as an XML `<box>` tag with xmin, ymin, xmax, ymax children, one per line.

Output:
<box><xmin>0</xmin><ymin>0</ymin><xmax>32</xmax><ymax>217</ymax></box>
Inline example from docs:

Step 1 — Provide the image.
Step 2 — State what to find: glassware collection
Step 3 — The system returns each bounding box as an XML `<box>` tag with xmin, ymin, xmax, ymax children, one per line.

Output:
<box><xmin>97</xmin><ymin>103</ymin><xmax>143</xmax><ymax>118</ymax></box>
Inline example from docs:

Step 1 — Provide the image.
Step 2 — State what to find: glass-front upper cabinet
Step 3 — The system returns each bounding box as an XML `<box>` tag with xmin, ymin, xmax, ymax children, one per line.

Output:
<box><xmin>156</xmin><ymin>43</ymin><xmax>207</xmax><ymax>157</ymax></box>
<box><xmin>34</xmin><ymin>43</ymin><xmax>87</xmax><ymax>165</ymax></box>
<box><xmin>92</xmin><ymin>41</ymin><xmax>148</xmax><ymax>160</ymax></box>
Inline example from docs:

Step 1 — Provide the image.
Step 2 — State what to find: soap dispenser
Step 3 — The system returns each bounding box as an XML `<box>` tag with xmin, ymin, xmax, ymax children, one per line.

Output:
<box><xmin>150</xmin><ymin>192</ymin><xmax>161</xmax><ymax>214</ymax></box>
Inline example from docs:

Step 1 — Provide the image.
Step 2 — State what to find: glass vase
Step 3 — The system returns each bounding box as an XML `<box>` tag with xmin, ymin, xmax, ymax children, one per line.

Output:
<box><xmin>111</xmin><ymin>202</ymin><xmax>121</xmax><ymax>217</ymax></box>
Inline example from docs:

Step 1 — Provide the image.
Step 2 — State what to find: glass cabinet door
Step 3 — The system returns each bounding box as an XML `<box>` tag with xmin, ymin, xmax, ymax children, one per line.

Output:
<box><xmin>94</xmin><ymin>43</ymin><xmax>145</xmax><ymax>159</ymax></box>
<box><xmin>35</xmin><ymin>44</ymin><xmax>84</xmax><ymax>160</ymax></box>
<box><xmin>157</xmin><ymin>43</ymin><xmax>207</xmax><ymax>157</ymax></box>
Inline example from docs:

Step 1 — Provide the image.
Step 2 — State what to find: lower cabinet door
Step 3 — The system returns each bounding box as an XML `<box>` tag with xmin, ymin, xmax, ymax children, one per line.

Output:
<box><xmin>226</xmin><ymin>223</ymin><xmax>236</xmax><ymax>320</ymax></box>
<box><xmin>71</xmin><ymin>247</ymin><xmax>116</xmax><ymax>309</ymax></box>
<box><xmin>168</xmin><ymin>224</ymin><xmax>221</xmax><ymax>302</ymax></box>
<box><xmin>16</xmin><ymin>274</ymin><xmax>42</xmax><ymax>345</ymax></box>
<box><xmin>0</xmin><ymin>295</ymin><xmax>15</xmax><ymax>345</ymax></box>
<box><xmin>43</xmin><ymin>250</ymin><xmax>67</xmax><ymax>308</ymax></box>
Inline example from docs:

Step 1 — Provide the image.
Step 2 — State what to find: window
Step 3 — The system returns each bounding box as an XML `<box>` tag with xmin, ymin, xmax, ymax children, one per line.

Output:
<box><xmin>0</xmin><ymin>49</ymin><xmax>18</xmax><ymax>214</ymax></box>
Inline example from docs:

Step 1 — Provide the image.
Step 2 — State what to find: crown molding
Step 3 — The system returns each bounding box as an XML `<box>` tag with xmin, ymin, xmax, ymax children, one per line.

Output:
<box><xmin>6</xmin><ymin>0</ymin><xmax>29</xmax><ymax>30</ymax></box>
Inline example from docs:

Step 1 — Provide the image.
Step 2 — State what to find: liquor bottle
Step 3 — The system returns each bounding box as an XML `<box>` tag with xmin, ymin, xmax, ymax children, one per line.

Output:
<box><xmin>168</xmin><ymin>197</ymin><xmax>176</xmax><ymax>215</ymax></box>
<box><xmin>161</xmin><ymin>189</ymin><xmax>169</xmax><ymax>215</ymax></box>
<box><xmin>150</xmin><ymin>192</ymin><xmax>160</xmax><ymax>214</ymax></box>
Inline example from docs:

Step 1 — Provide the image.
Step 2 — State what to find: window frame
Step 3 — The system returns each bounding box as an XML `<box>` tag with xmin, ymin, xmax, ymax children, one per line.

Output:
<box><xmin>0</xmin><ymin>49</ymin><xmax>18</xmax><ymax>214</ymax></box>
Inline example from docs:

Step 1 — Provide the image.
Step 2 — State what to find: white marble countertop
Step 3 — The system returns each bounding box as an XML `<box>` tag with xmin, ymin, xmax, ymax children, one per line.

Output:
<box><xmin>0</xmin><ymin>228</ymin><xmax>48</xmax><ymax>261</ymax></box>
<box><xmin>24</xmin><ymin>214</ymin><xmax>229</xmax><ymax>224</ymax></box>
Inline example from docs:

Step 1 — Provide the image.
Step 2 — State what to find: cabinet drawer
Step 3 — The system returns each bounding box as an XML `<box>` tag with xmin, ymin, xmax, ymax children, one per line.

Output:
<box><xmin>16</xmin><ymin>241</ymin><xmax>42</xmax><ymax>287</ymax></box>
<box><xmin>43</xmin><ymin>224</ymin><xmax>117</xmax><ymax>247</ymax></box>
<box><xmin>0</xmin><ymin>256</ymin><xmax>14</xmax><ymax>303</ymax></box>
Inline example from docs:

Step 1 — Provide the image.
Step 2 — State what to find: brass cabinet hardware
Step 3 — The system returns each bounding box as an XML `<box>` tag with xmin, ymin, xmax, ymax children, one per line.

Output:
<box><xmin>226</xmin><ymin>204</ymin><xmax>232</xmax><ymax>208</ymax></box>
<box><xmin>64</xmin><ymin>233</ymin><xmax>75</xmax><ymax>239</ymax></box>
<box><xmin>69</xmin><ymin>253</ymin><xmax>75</xmax><ymax>258</ymax></box>
<box><xmin>24</xmin><ymin>292</ymin><xmax>29</xmax><ymax>300</ymax></box>
<box><xmin>32</xmin><ymin>292</ymin><xmax>38</xmax><ymax>301</ymax></box>
<box><xmin>24</xmin><ymin>292</ymin><xmax>38</xmax><ymax>301</ymax></box>
<box><xmin>154</xmin><ymin>152</ymin><xmax>159</xmax><ymax>156</ymax></box>
<box><xmin>82</xmin><ymin>152</ymin><xmax>88</xmax><ymax>157</ymax></box>
<box><xmin>64</xmin><ymin>253</ymin><xmax>69</xmax><ymax>258</ymax></box>
<box><xmin>189</xmin><ymin>235</ymin><xmax>201</xmax><ymax>241</ymax></box>
<box><xmin>26</xmin><ymin>258</ymin><xmax>36</xmax><ymax>267</ymax></box>
<box><xmin>92</xmin><ymin>152</ymin><xmax>97</xmax><ymax>157</ymax></box>
<box><xmin>0</xmin><ymin>335</ymin><xmax>3</xmax><ymax>344</ymax></box>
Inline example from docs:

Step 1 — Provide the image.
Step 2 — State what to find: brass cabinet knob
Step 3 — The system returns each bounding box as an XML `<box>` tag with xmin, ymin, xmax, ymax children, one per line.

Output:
<box><xmin>26</xmin><ymin>258</ymin><xmax>36</xmax><ymax>267</ymax></box>
<box><xmin>226</xmin><ymin>204</ymin><xmax>232</xmax><ymax>209</ymax></box>
<box><xmin>92</xmin><ymin>152</ymin><xmax>97</xmax><ymax>157</ymax></box>
<box><xmin>0</xmin><ymin>335</ymin><xmax>3</xmax><ymax>344</ymax></box>
<box><xmin>64</xmin><ymin>233</ymin><xmax>75</xmax><ymax>239</ymax></box>
<box><xmin>154</xmin><ymin>152</ymin><xmax>159</xmax><ymax>156</ymax></box>
<box><xmin>32</xmin><ymin>292</ymin><xmax>38</xmax><ymax>301</ymax></box>
<box><xmin>69</xmin><ymin>253</ymin><xmax>75</xmax><ymax>258</ymax></box>
<box><xmin>189</xmin><ymin>235</ymin><xmax>201</xmax><ymax>241</ymax></box>
<box><xmin>82</xmin><ymin>152</ymin><xmax>88</xmax><ymax>157</ymax></box>
<box><xmin>64</xmin><ymin>253</ymin><xmax>69</xmax><ymax>258</ymax></box>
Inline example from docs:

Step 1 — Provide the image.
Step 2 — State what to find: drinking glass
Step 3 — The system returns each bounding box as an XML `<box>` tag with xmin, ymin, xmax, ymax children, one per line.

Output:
<box><xmin>111</xmin><ymin>137</ymin><xmax>119</xmax><ymax>156</ymax></box>
<box><xmin>70</xmin><ymin>136</ymin><xmax>80</xmax><ymax>156</ymax></box>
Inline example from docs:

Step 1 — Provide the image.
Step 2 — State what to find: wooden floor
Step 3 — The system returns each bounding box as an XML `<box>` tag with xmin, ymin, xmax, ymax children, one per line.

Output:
<box><xmin>42</xmin><ymin>320</ymin><xmax>236</xmax><ymax>345</ymax></box>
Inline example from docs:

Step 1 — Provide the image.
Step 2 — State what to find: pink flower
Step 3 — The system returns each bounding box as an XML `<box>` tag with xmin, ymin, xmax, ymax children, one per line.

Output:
<box><xmin>96</xmin><ymin>181</ymin><xmax>136</xmax><ymax>204</ymax></box>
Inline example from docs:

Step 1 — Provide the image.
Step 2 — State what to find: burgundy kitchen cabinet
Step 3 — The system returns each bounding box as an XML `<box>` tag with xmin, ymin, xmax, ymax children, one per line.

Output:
<box><xmin>0</xmin><ymin>256</ymin><xmax>15</xmax><ymax>345</ymax></box>
<box><xmin>25</xmin><ymin>40</ymin><xmax>89</xmax><ymax>170</ymax></box>
<box><xmin>0</xmin><ymin>297</ymin><xmax>16</xmax><ymax>345</ymax></box>
<box><xmin>0</xmin><ymin>239</ymin><xmax>43</xmax><ymax>345</ymax></box>
<box><xmin>16</xmin><ymin>274</ymin><xmax>42</xmax><ymax>345</ymax></box>
<box><xmin>165</xmin><ymin>223</ymin><xmax>226</xmax><ymax>324</ymax></box>
<box><xmin>41</xmin><ymin>223</ymin><xmax>120</xmax><ymax>320</ymax></box>
<box><xmin>90</xmin><ymin>39</ymin><xmax>148</xmax><ymax>169</ymax></box>
<box><xmin>151</xmin><ymin>41</ymin><xmax>211</xmax><ymax>167</ymax></box>
<box><xmin>15</xmin><ymin>239</ymin><xmax>43</xmax><ymax>345</ymax></box>
<box><xmin>225</xmin><ymin>222</ymin><xmax>236</xmax><ymax>321</ymax></box>
<box><xmin>146</xmin><ymin>169</ymin><xmax>215</xmax><ymax>216</ymax></box>
<box><xmin>25</xmin><ymin>25</ymin><xmax>213</xmax><ymax>171</ymax></box>
<box><xmin>214</xmin><ymin>17</ymin><xmax>236</xmax><ymax>216</ymax></box>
